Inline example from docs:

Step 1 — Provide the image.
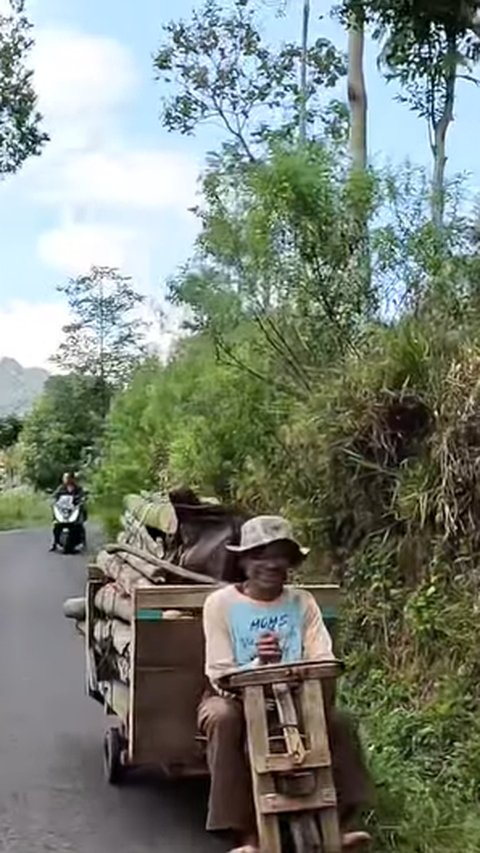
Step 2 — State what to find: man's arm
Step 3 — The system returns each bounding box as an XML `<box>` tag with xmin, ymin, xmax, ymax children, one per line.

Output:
<box><xmin>203</xmin><ymin>591</ymin><xmax>238</xmax><ymax>686</ymax></box>
<box><xmin>301</xmin><ymin>592</ymin><xmax>334</xmax><ymax>661</ymax></box>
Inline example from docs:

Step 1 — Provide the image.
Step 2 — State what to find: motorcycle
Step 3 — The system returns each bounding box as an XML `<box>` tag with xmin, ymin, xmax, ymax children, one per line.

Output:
<box><xmin>52</xmin><ymin>493</ymin><xmax>87</xmax><ymax>554</ymax></box>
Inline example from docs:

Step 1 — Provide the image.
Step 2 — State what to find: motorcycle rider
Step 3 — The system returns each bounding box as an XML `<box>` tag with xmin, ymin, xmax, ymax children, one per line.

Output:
<box><xmin>50</xmin><ymin>471</ymin><xmax>85</xmax><ymax>552</ymax></box>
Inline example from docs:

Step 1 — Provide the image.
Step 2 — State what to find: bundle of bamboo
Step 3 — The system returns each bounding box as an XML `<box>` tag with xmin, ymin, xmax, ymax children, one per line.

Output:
<box><xmin>64</xmin><ymin>489</ymin><xmax>230</xmax><ymax>686</ymax></box>
<box><xmin>86</xmin><ymin>542</ymin><xmax>168</xmax><ymax>685</ymax></box>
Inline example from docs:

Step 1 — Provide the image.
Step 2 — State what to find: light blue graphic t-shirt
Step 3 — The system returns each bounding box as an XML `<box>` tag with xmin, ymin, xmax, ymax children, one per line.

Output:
<box><xmin>204</xmin><ymin>585</ymin><xmax>333</xmax><ymax>684</ymax></box>
<box><xmin>227</xmin><ymin>590</ymin><xmax>303</xmax><ymax>667</ymax></box>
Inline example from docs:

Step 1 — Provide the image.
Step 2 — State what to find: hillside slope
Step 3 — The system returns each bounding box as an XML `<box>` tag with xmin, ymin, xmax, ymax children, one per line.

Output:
<box><xmin>0</xmin><ymin>358</ymin><xmax>48</xmax><ymax>416</ymax></box>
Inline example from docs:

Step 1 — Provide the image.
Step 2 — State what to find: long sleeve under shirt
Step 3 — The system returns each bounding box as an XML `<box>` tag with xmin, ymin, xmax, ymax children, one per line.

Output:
<box><xmin>203</xmin><ymin>584</ymin><xmax>334</xmax><ymax>687</ymax></box>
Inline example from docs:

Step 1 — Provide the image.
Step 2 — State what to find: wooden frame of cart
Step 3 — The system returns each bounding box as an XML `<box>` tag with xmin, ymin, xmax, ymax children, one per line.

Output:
<box><xmin>85</xmin><ymin>564</ymin><xmax>341</xmax><ymax>785</ymax></box>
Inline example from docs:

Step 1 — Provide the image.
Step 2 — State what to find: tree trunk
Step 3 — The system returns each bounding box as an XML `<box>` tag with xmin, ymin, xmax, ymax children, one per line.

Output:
<box><xmin>347</xmin><ymin>10</ymin><xmax>367</xmax><ymax>171</ymax></box>
<box><xmin>97</xmin><ymin>272</ymin><xmax>109</xmax><ymax>418</ymax></box>
<box><xmin>299</xmin><ymin>0</ymin><xmax>311</xmax><ymax>143</ymax></box>
<box><xmin>431</xmin><ymin>36</ymin><xmax>457</xmax><ymax>229</ymax></box>
<box><xmin>346</xmin><ymin>8</ymin><xmax>371</xmax><ymax>304</ymax></box>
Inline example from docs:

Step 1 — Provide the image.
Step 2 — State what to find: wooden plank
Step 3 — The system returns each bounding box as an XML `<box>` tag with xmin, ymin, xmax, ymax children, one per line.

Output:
<box><xmin>302</xmin><ymin>585</ymin><xmax>341</xmax><ymax>611</ymax></box>
<box><xmin>259</xmin><ymin>788</ymin><xmax>336</xmax><ymax>815</ymax></box>
<box><xmin>131</xmin><ymin>669</ymin><xmax>205</xmax><ymax>767</ymax></box>
<box><xmin>260</xmin><ymin>750</ymin><xmax>330</xmax><ymax>774</ymax></box>
<box><xmin>300</xmin><ymin>680</ymin><xmax>341</xmax><ymax>853</ymax></box>
<box><xmin>318</xmin><ymin>804</ymin><xmax>342</xmax><ymax>853</ymax></box>
<box><xmin>272</xmin><ymin>682</ymin><xmax>306</xmax><ymax>765</ymax></box>
<box><xmin>244</xmin><ymin>686</ymin><xmax>282</xmax><ymax>853</ymax></box>
<box><xmin>128</xmin><ymin>611</ymin><xmax>137</xmax><ymax>763</ymax></box>
<box><xmin>245</xmin><ymin>685</ymin><xmax>270</xmax><ymax>776</ymax></box>
<box><xmin>134</xmin><ymin>583</ymin><xmax>340</xmax><ymax>613</ymax></box>
<box><xmin>289</xmin><ymin>814</ymin><xmax>323</xmax><ymax>852</ymax></box>
<box><xmin>223</xmin><ymin>661</ymin><xmax>344</xmax><ymax>690</ymax></box>
<box><xmin>130</xmin><ymin>617</ymin><xmax>206</xmax><ymax>770</ymax></box>
<box><xmin>135</xmin><ymin>585</ymin><xmax>217</xmax><ymax>611</ymax></box>
<box><xmin>134</xmin><ymin>619</ymin><xmax>204</xmax><ymax>668</ymax></box>
<box><xmin>300</xmin><ymin>680</ymin><xmax>331</xmax><ymax>764</ymax></box>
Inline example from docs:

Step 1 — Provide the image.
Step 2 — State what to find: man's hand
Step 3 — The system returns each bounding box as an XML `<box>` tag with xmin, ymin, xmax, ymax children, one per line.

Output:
<box><xmin>256</xmin><ymin>632</ymin><xmax>282</xmax><ymax>665</ymax></box>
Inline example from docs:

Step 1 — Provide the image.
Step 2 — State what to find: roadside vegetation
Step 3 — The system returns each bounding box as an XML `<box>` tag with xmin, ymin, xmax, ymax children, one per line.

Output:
<box><xmin>0</xmin><ymin>486</ymin><xmax>50</xmax><ymax>531</ymax></box>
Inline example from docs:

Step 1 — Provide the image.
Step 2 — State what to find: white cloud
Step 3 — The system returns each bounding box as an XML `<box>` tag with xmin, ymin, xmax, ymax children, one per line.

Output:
<box><xmin>0</xmin><ymin>23</ymin><xmax>198</xmax><ymax>336</ymax></box>
<box><xmin>37</xmin><ymin>223</ymin><xmax>138</xmax><ymax>276</ymax></box>
<box><xmin>0</xmin><ymin>302</ymin><xmax>69</xmax><ymax>369</ymax></box>
<box><xmin>0</xmin><ymin>297</ymin><xmax>176</xmax><ymax>371</ymax></box>
<box><xmin>17</xmin><ymin>26</ymin><xmax>200</xmax><ymax>278</ymax></box>
<box><xmin>34</xmin><ymin>148</ymin><xmax>199</xmax><ymax>213</ymax></box>
<box><xmin>32</xmin><ymin>27</ymin><xmax>137</xmax><ymax>126</ymax></box>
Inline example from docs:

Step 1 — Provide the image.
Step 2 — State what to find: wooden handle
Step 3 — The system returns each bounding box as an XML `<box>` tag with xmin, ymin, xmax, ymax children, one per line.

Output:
<box><xmin>220</xmin><ymin>660</ymin><xmax>344</xmax><ymax>690</ymax></box>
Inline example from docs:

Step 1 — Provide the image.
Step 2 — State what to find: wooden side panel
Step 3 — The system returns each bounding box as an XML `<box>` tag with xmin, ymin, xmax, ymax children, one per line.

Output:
<box><xmin>134</xmin><ymin>620</ymin><xmax>204</xmax><ymax>668</ymax></box>
<box><xmin>131</xmin><ymin>618</ymin><xmax>207</xmax><ymax>770</ymax></box>
<box><xmin>134</xmin><ymin>583</ymin><xmax>341</xmax><ymax>620</ymax></box>
<box><xmin>135</xmin><ymin>584</ymin><xmax>217</xmax><ymax>612</ymax></box>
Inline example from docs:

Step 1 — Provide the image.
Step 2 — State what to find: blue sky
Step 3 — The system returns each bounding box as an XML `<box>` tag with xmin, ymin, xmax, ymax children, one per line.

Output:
<box><xmin>0</xmin><ymin>0</ymin><xmax>479</xmax><ymax>367</ymax></box>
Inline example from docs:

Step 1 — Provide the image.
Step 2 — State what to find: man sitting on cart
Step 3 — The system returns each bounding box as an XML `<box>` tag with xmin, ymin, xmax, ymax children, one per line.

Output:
<box><xmin>199</xmin><ymin>515</ymin><xmax>372</xmax><ymax>853</ymax></box>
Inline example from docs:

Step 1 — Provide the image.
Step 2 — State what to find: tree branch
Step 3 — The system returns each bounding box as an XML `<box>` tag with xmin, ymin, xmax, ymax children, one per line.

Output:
<box><xmin>255</xmin><ymin>315</ymin><xmax>312</xmax><ymax>392</ymax></box>
<box><xmin>210</xmin><ymin>90</ymin><xmax>256</xmax><ymax>161</ymax></box>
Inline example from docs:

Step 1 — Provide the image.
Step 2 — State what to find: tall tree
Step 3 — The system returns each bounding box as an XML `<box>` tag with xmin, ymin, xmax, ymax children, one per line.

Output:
<box><xmin>0</xmin><ymin>0</ymin><xmax>47</xmax><ymax>174</ymax></box>
<box><xmin>21</xmin><ymin>374</ymin><xmax>105</xmax><ymax>490</ymax></box>
<box><xmin>51</xmin><ymin>267</ymin><xmax>149</xmax><ymax>416</ymax></box>
<box><xmin>170</xmin><ymin>143</ymin><xmax>378</xmax><ymax>388</ymax></box>
<box><xmin>299</xmin><ymin>0</ymin><xmax>311</xmax><ymax>143</ymax></box>
<box><xmin>347</xmin><ymin>6</ymin><xmax>368</xmax><ymax>170</ymax></box>
<box><xmin>153</xmin><ymin>0</ymin><xmax>345</xmax><ymax>159</ymax></box>
<box><xmin>343</xmin><ymin>0</ymin><xmax>480</xmax><ymax>226</ymax></box>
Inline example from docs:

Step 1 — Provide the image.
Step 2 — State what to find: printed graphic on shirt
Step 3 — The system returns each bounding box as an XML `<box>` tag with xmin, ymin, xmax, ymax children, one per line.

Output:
<box><xmin>228</xmin><ymin>595</ymin><xmax>303</xmax><ymax>666</ymax></box>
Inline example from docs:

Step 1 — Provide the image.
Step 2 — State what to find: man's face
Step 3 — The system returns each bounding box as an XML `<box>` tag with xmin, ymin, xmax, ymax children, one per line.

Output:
<box><xmin>242</xmin><ymin>541</ymin><xmax>292</xmax><ymax>598</ymax></box>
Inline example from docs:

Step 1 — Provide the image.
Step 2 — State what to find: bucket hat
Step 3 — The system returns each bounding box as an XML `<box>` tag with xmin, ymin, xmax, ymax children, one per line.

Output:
<box><xmin>226</xmin><ymin>515</ymin><xmax>309</xmax><ymax>557</ymax></box>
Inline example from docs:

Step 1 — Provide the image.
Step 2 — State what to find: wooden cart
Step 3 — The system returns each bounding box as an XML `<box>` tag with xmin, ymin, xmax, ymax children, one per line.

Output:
<box><xmin>85</xmin><ymin>568</ymin><xmax>341</xmax><ymax>792</ymax></box>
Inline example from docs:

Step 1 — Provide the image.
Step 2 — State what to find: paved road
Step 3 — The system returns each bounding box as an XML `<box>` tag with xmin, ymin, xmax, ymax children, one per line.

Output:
<box><xmin>0</xmin><ymin>529</ymin><xmax>223</xmax><ymax>853</ymax></box>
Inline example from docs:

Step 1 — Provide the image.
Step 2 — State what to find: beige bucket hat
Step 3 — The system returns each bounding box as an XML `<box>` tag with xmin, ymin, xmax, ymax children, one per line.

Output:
<box><xmin>226</xmin><ymin>515</ymin><xmax>309</xmax><ymax>557</ymax></box>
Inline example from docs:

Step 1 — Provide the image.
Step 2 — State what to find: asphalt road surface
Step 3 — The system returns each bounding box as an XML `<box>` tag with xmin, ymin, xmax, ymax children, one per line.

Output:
<box><xmin>0</xmin><ymin>528</ymin><xmax>223</xmax><ymax>853</ymax></box>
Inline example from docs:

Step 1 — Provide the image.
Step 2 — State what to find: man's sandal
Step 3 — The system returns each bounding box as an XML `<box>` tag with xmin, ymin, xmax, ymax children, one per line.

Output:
<box><xmin>342</xmin><ymin>830</ymin><xmax>372</xmax><ymax>849</ymax></box>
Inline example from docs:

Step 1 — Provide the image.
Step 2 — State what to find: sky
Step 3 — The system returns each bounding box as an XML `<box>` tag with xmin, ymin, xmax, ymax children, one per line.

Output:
<box><xmin>1</xmin><ymin>0</ymin><xmax>480</xmax><ymax>368</ymax></box>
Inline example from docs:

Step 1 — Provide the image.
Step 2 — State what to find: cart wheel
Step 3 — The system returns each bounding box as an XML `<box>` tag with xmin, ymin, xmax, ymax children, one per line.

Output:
<box><xmin>103</xmin><ymin>727</ymin><xmax>124</xmax><ymax>785</ymax></box>
<box><xmin>288</xmin><ymin>814</ymin><xmax>323</xmax><ymax>852</ymax></box>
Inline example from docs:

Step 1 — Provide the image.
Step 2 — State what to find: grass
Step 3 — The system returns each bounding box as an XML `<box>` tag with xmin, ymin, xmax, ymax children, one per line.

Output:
<box><xmin>0</xmin><ymin>486</ymin><xmax>51</xmax><ymax>531</ymax></box>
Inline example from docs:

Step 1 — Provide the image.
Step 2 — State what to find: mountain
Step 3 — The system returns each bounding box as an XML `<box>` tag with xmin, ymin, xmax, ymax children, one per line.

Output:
<box><xmin>0</xmin><ymin>358</ymin><xmax>49</xmax><ymax>417</ymax></box>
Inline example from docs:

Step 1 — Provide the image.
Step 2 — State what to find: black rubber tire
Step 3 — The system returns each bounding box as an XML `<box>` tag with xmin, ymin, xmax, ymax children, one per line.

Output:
<box><xmin>103</xmin><ymin>727</ymin><xmax>124</xmax><ymax>785</ymax></box>
<box><xmin>61</xmin><ymin>528</ymin><xmax>73</xmax><ymax>554</ymax></box>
